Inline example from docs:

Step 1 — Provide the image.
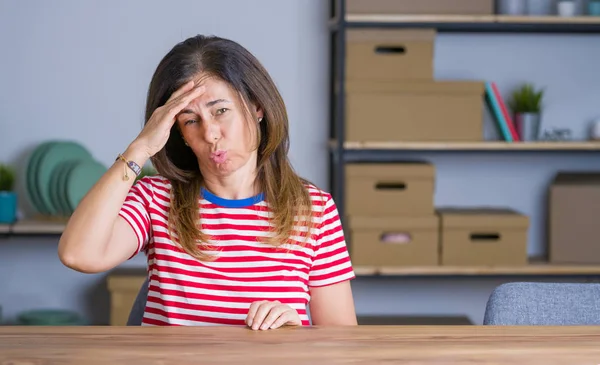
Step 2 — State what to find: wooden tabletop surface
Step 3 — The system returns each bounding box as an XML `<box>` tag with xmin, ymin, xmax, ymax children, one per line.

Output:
<box><xmin>1</xmin><ymin>325</ymin><xmax>599</xmax><ymax>365</ymax></box>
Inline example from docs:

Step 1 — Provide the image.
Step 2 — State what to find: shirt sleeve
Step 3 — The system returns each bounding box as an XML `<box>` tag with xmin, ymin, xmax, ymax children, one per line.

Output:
<box><xmin>118</xmin><ymin>176</ymin><xmax>153</xmax><ymax>258</ymax></box>
<box><xmin>308</xmin><ymin>194</ymin><xmax>356</xmax><ymax>287</ymax></box>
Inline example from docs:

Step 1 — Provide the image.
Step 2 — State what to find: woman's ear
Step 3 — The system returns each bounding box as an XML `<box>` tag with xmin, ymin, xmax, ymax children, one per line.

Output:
<box><xmin>255</xmin><ymin>106</ymin><xmax>264</xmax><ymax>123</ymax></box>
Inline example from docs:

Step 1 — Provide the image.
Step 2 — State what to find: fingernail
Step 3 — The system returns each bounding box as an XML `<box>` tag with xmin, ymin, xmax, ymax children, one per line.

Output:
<box><xmin>247</xmin><ymin>320</ymin><xmax>252</xmax><ymax>327</ymax></box>
<box><xmin>260</xmin><ymin>324</ymin><xmax>268</xmax><ymax>330</ymax></box>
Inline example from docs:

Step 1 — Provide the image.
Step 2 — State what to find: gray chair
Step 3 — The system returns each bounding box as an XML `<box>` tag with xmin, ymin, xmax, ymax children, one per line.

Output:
<box><xmin>126</xmin><ymin>277</ymin><xmax>149</xmax><ymax>326</ymax></box>
<box><xmin>483</xmin><ymin>282</ymin><xmax>600</xmax><ymax>325</ymax></box>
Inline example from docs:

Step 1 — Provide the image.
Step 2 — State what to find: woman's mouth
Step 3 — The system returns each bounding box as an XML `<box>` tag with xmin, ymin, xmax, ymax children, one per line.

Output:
<box><xmin>209</xmin><ymin>150</ymin><xmax>227</xmax><ymax>164</ymax></box>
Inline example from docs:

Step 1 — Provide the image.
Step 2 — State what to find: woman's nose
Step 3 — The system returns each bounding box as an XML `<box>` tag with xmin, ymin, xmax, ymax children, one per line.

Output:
<box><xmin>203</xmin><ymin>121</ymin><xmax>221</xmax><ymax>143</ymax></box>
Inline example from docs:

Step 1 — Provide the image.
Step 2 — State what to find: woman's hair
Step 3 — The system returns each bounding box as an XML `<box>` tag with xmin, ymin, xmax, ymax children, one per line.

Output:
<box><xmin>145</xmin><ymin>34</ymin><xmax>315</xmax><ymax>260</ymax></box>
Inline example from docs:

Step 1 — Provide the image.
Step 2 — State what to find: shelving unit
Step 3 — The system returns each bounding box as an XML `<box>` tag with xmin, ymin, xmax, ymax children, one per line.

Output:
<box><xmin>328</xmin><ymin>0</ymin><xmax>600</xmax><ymax>277</ymax></box>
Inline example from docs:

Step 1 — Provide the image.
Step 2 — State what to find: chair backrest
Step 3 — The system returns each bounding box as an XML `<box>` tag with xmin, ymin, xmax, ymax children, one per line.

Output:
<box><xmin>126</xmin><ymin>277</ymin><xmax>149</xmax><ymax>326</ymax></box>
<box><xmin>483</xmin><ymin>282</ymin><xmax>600</xmax><ymax>325</ymax></box>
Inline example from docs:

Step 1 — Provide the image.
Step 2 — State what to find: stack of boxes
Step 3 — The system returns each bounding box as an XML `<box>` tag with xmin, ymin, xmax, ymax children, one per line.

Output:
<box><xmin>345</xmin><ymin>28</ymin><xmax>484</xmax><ymax>142</ymax></box>
<box><xmin>346</xmin><ymin>162</ymin><xmax>439</xmax><ymax>267</ymax></box>
<box><xmin>345</xmin><ymin>165</ymin><xmax>530</xmax><ymax>267</ymax></box>
<box><xmin>343</xmin><ymin>24</ymin><xmax>530</xmax><ymax>267</ymax></box>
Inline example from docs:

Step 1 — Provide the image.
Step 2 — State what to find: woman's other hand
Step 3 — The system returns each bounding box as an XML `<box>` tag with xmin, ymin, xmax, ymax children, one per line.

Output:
<box><xmin>245</xmin><ymin>300</ymin><xmax>302</xmax><ymax>330</ymax></box>
<box><xmin>132</xmin><ymin>80</ymin><xmax>205</xmax><ymax>158</ymax></box>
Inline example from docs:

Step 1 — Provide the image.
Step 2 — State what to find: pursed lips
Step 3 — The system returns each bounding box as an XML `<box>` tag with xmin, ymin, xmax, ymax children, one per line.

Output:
<box><xmin>209</xmin><ymin>150</ymin><xmax>227</xmax><ymax>163</ymax></box>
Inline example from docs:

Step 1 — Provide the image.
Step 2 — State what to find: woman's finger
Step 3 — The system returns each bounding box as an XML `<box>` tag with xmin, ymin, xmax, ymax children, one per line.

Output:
<box><xmin>165</xmin><ymin>80</ymin><xmax>195</xmax><ymax>104</ymax></box>
<box><xmin>246</xmin><ymin>301</ymin><xmax>265</xmax><ymax>327</ymax></box>
<box><xmin>163</xmin><ymin>85</ymin><xmax>206</xmax><ymax>124</ymax></box>
<box><xmin>250</xmin><ymin>301</ymin><xmax>277</xmax><ymax>330</ymax></box>
<box><xmin>268</xmin><ymin>309</ymin><xmax>295</xmax><ymax>330</ymax></box>
<box><xmin>259</xmin><ymin>305</ymin><xmax>288</xmax><ymax>330</ymax></box>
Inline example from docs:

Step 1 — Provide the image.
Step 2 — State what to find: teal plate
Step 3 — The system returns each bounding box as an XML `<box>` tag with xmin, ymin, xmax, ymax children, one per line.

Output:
<box><xmin>49</xmin><ymin>160</ymin><xmax>78</xmax><ymax>217</ymax></box>
<box><xmin>26</xmin><ymin>142</ymin><xmax>56</xmax><ymax>215</ymax></box>
<box><xmin>17</xmin><ymin>309</ymin><xmax>84</xmax><ymax>326</ymax></box>
<box><xmin>48</xmin><ymin>160</ymin><xmax>67</xmax><ymax>217</ymax></box>
<box><xmin>59</xmin><ymin>161</ymin><xmax>81</xmax><ymax>216</ymax></box>
<box><xmin>65</xmin><ymin>160</ymin><xmax>107</xmax><ymax>213</ymax></box>
<box><xmin>36</xmin><ymin>142</ymin><xmax>92</xmax><ymax>215</ymax></box>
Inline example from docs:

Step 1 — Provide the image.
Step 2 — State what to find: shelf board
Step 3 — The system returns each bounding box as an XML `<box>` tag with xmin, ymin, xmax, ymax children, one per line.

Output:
<box><xmin>0</xmin><ymin>224</ymin><xmax>10</xmax><ymax>234</ymax></box>
<box><xmin>496</xmin><ymin>15</ymin><xmax>600</xmax><ymax>24</ymax></box>
<box><xmin>1</xmin><ymin>218</ymin><xmax>67</xmax><ymax>237</ymax></box>
<box><xmin>339</xmin><ymin>14</ymin><xmax>600</xmax><ymax>33</ymax></box>
<box><xmin>334</xmin><ymin>141</ymin><xmax>600</xmax><ymax>151</ymax></box>
<box><xmin>354</xmin><ymin>262</ymin><xmax>600</xmax><ymax>277</ymax></box>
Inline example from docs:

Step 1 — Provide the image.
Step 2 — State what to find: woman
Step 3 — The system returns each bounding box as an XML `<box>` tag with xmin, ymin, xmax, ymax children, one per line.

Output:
<box><xmin>58</xmin><ymin>34</ymin><xmax>357</xmax><ymax>329</ymax></box>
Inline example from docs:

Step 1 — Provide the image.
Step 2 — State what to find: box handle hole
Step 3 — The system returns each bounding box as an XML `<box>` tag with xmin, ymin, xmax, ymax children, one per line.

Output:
<box><xmin>374</xmin><ymin>45</ymin><xmax>406</xmax><ymax>55</ymax></box>
<box><xmin>470</xmin><ymin>233</ymin><xmax>500</xmax><ymax>242</ymax></box>
<box><xmin>380</xmin><ymin>232</ymin><xmax>412</xmax><ymax>244</ymax></box>
<box><xmin>375</xmin><ymin>182</ymin><xmax>406</xmax><ymax>190</ymax></box>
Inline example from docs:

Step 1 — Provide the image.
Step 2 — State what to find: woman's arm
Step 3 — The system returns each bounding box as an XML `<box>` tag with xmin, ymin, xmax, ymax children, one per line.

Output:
<box><xmin>58</xmin><ymin>80</ymin><xmax>206</xmax><ymax>273</ymax></box>
<box><xmin>307</xmin><ymin>193</ymin><xmax>358</xmax><ymax>325</ymax></box>
<box><xmin>58</xmin><ymin>144</ymin><xmax>149</xmax><ymax>273</ymax></box>
<box><xmin>309</xmin><ymin>281</ymin><xmax>357</xmax><ymax>325</ymax></box>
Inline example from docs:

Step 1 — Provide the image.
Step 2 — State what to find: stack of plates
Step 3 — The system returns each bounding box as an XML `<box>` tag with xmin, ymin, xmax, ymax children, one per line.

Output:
<box><xmin>17</xmin><ymin>309</ymin><xmax>86</xmax><ymax>325</ymax></box>
<box><xmin>26</xmin><ymin>141</ymin><xmax>107</xmax><ymax>217</ymax></box>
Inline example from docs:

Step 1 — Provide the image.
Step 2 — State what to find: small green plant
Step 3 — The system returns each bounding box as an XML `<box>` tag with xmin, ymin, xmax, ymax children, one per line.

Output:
<box><xmin>509</xmin><ymin>83</ymin><xmax>544</xmax><ymax>114</ymax></box>
<box><xmin>0</xmin><ymin>164</ymin><xmax>15</xmax><ymax>191</ymax></box>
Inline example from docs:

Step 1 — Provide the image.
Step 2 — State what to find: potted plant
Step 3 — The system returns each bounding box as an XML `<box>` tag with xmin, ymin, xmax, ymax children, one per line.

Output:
<box><xmin>509</xmin><ymin>83</ymin><xmax>545</xmax><ymax>141</ymax></box>
<box><xmin>0</xmin><ymin>164</ymin><xmax>17</xmax><ymax>224</ymax></box>
<box><xmin>590</xmin><ymin>0</ymin><xmax>600</xmax><ymax>16</ymax></box>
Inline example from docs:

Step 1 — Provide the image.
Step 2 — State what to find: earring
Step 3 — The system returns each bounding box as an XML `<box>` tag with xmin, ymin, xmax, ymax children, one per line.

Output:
<box><xmin>258</xmin><ymin>117</ymin><xmax>263</xmax><ymax>123</ymax></box>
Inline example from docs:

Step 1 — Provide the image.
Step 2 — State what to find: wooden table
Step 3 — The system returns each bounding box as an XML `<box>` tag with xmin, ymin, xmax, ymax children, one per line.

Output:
<box><xmin>1</xmin><ymin>326</ymin><xmax>599</xmax><ymax>364</ymax></box>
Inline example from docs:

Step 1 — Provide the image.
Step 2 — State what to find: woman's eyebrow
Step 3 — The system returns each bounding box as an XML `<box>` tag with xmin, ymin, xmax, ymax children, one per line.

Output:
<box><xmin>205</xmin><ymin>98</ymin><xmax>230</xmax><ymax>107</ymax></box>
<box><xmin>177</xmin><ymin>99</ymin><xmax>231</xmax><ymax>116</ymax></box>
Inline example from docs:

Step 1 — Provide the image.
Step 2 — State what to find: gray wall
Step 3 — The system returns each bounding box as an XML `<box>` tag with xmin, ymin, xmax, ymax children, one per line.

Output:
<box><xmin>1</xmin><ymin>0</ymin><xmax>600</xmax><ymax>325</ymax></box>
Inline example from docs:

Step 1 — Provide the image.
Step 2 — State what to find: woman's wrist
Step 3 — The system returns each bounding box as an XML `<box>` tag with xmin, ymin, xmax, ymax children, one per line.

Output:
<box><xmin>123</xmin><ymin>141</ymin><xmax>151</xmax><ymax>167</ymax></box>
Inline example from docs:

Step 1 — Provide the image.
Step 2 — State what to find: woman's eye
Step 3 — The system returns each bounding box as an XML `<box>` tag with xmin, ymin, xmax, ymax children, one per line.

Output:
<box><xmin>215</xmin><ymin>108</ymin><xmax>228</xmax><ymax>115</ymax></box>
<box><xmin>184</xmin><ymin>120</ymin><xmax>197</xmax><ymax>125</ymax></box>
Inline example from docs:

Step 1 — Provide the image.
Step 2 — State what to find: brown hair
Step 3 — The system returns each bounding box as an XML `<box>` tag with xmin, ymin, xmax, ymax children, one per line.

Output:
<box><xmin>145</xmin><ymin>35</ymin><xmax>315</xmax><ymax>260</ymax></box>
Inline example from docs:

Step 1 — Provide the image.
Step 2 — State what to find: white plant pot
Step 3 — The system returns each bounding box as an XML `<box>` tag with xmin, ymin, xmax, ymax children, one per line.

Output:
<box><xmin>558</xmin><ymin>1</ymin><xmax>577</xmax><ymax>16</ymax></box>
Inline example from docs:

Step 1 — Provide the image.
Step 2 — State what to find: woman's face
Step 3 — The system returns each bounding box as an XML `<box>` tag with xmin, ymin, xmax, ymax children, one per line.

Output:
<box><xmin>175</xmin><ymin>75</ymin><xmax>263</xmax><ymax>178</ymax></box>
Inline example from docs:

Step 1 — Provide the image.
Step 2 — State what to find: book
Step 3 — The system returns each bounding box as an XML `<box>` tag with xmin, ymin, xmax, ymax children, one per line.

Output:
<box><xmin>485</xmin><ymin>81</ymin><xmax>513</xmax><ymax>142</ymax></box>
<box><xmin>491</xmin><ymin>82</ymin><xmax>519</xmax><ymax>141</ymax></box>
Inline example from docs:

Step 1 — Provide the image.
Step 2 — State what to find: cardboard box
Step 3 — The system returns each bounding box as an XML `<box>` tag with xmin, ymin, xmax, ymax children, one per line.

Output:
<box><xmin>107</xmin><ymin>269</ymin><xmax>147</xmax><ymax>325</ymax></box>
<box><xmin>345</xmin><ymin>80</ymin><xmax>485</xmax><ymax>142</ymax></box>
<box><xmin>346</xmin><ymin>0</ymin><xmax>494</xmax><ymax>15</ymax></box>
<box><xmin>438</xmin><ymin>208</ymin><xmax>529</xmax><ymax>266</ymax></box>
<box><xmin>549</xmin><ymin>172</ymin><xmax>600</xmax><ymax>264</ymax></box>
<box><xmin>346</xmin><ymin>162</ymin><xmax>435</xmax><ymax>216</ymax></box>
<box><xmin>348</xmin><ymin>215</ymin><xmax>439</xmax><ymax>267</ymax></box>
<box><xmin>346</xmin><ymin>29</ymin><xmax>435</xmax><ymax>82</ymax></box>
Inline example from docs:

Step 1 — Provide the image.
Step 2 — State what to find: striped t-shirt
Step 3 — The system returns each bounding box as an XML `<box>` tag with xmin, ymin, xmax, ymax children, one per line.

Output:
<box><xmin>118</xmin><ymin>175</ymin><xmax>355</xmax><ymax>326</ymax></box>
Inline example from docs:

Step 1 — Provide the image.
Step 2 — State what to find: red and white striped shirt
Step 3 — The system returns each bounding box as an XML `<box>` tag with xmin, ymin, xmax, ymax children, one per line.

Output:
<box><xmin>118</xmin><ymin>175</ymin><xmax>355</xmax><ymax>326</ymax></box>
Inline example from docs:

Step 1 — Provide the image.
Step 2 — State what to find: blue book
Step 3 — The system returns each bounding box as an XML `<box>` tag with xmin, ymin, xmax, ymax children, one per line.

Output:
<box><xmin>485</xmin><ymin>81</ymin><xmax>513</xmax><ymax>142</ymax></box>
